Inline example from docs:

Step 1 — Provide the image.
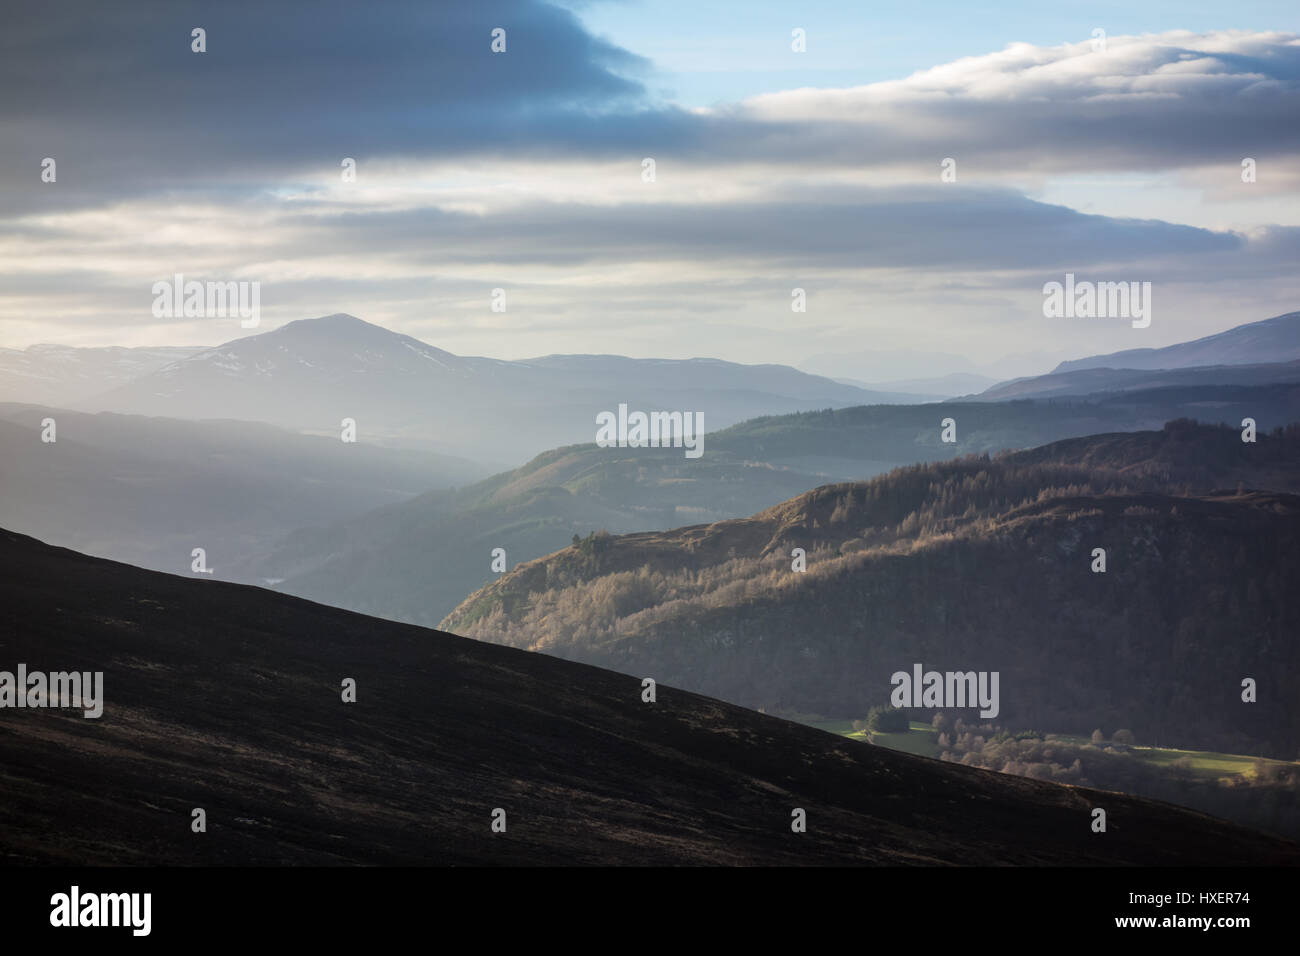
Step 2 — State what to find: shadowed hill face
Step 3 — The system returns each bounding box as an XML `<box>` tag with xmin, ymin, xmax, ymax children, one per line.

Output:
<box><xmin>443</xmin><ymin>425</ymin><xmax>1300</xmax><ymax>757</ymax></box>
<box><xmin>976</xmin><ymin>359</ymin><xmax>1300</xmax><ymax>401</ymax></box>
<box><xmin>1004</xmin><ymin>419</ymin><xmax>1300</xmax><ymax>485</ymax></box>
<box><xmin>0</xmin><ymin>405</ymin><xmax>486</xmax><ymax>579</ymax></box>
<box><xmin>1</xmin><ymin>527</ymin><xmax>1295</xmax><ymax>866</ymax></box>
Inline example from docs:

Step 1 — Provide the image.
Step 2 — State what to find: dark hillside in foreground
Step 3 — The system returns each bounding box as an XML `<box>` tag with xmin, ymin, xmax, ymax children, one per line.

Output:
<box><xmin>0</xmin><ymin>528</ymin><xmax>1294</xmax><ymax>866</ymax></box>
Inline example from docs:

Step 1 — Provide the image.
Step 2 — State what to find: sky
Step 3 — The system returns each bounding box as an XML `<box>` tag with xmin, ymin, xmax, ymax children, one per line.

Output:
<box><xmin>2</xmin><ymin>0</ymin><xmax>1298</xmax><ymax>380</ymax></box>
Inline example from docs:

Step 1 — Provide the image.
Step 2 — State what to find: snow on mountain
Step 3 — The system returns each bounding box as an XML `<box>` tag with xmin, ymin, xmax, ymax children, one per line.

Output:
<box><xmin>0</xmin><ymin>343</ymin><xmax>204</xmax><ymax>405</ymax></box>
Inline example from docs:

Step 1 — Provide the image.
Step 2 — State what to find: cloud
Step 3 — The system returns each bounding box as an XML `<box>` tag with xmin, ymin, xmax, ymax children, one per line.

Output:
<box><xmin>253</xmin><ymin>184</ymin><xmax>1241</xmax><ymax>271</ymax></box>
<box><xmin>3</xmin><ymin>185</ymin><xmax>1291</xmax><ymax>338</ymax></box>
<box><xmin>1</xmin><ymin>182</ymin><xmax>1254</xmax><ymax>280</ymax></box>
<box><xmin>702</xmin><ymin>31</ymin><xmax>1300</xmax><ymax>175</ymax></box>
<box><xmin>7</xmin><ymin>13</ymin><xmax>1297</xmax><ymax>199</ymax></box>
<box><xmin>0</xmin><ymin>0</ymin><xmax>654</xmax><ymax>213</ymax></box>
<box><xmin>2</xmin><ymin>14</ymin><xmax>1297</xmax><ymax>361</ymax></box>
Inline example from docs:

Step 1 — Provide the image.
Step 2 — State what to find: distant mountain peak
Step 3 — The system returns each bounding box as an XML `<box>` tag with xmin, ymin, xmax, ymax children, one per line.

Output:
<box><xmin>268</xmin><ymin>313</ymin><xmax>388</xmax><ymax>338</ymax></box>
<box><xmin>204</xmin><ymin>312</ymin><xmax>462</xmax><ymax>366</ymax></box>
<box><xmin>1051</xmin><ymin>310</ymin><xmax>1300</xmax><ymax>375</ymax></box>
<box><xmin>290</xmin><ymin>312</ymin><xmax>367</xmax><ymax>326</ymax></box>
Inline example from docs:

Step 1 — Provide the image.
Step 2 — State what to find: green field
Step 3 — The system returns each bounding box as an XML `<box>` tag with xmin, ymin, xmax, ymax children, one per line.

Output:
<box><xmin>867</xmin><ymin>723</ymin><xmax>941</xmax><ymax>757</ymax></box>
<box><xmin>802</xmin><ymin>718</ymin><xmax>1293</xmax><ymax>780</ymax></box>
<box><xmin>1040</xmin><ymin>733</ymin><xmax>1294</xmax><ymax>779</ymax></box>
<box><xmin>805</xmin><ymin>719</ymin><xmax>940</xmax><ymax>757</ymax></box>
<box><xmin>804</xmin><ymin>719</ymin><xmax>859</xmax><ymax>736</ymax></box>
<box><xmin>1126</xmin><ymin>746</ymin><xmax>1288</xmax><ymax>779</ymax></box>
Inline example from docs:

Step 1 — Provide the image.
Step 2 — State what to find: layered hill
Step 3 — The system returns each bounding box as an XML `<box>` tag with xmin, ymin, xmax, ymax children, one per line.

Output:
<box><xmin>264</xmin><ymin>386</ymin><xmax>1300</xmax><ymax>629</ymax></box>
<box><xmin>1</xmin><ymin>527</ymin><xmax>1294</xmax><ymax>866</ymax></box>
<box><xmin>254</xmin><ymin>438</ymin><xmax>836</xmax><ymax>628</ymax></box>
<box><xmin>444</xmin><ymin>423</ymin><xmax>1300</xmax><ymax>757</ymax></box>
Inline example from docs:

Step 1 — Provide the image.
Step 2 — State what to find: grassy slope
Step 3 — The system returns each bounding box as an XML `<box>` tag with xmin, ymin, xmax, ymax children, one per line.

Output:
<box><xmin>810</xmin><ymin>721</ymin><xmax>1298</xmax><ymax>782</ymax></box>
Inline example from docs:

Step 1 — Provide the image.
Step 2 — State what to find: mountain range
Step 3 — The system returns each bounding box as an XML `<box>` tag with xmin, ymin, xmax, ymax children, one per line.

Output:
<box><xmin>1051</xmin><ymin>311</ymin><xmax>1300</xmax><ymax>374</ymax></box>
<box><xmin>260</xmin><ymin>384</ymin><xmax>1300</xmax><ymax>627</ymax></box>
<box><xmin>4</xmin><ymin>307</ymin><xmax>1299</xmax><ymax>866</ymax></box>
<box><xmin>52</xmin><ymin>314</ymin><xmax>922</xmax><ymax>463</ymax></box>
<box><xmin>3</xmin><ymin>310</ymin><xmax>1299</xmax><ymax>637</ymax></box>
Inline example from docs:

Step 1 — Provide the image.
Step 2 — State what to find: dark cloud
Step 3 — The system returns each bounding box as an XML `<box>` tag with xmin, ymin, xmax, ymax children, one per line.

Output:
<box><xmin>2</xmin><ymin>12</ymin><xmax>1296</xmax><ymax>351</ymax></box>
<box><xmin>8</xmin><ymin>9</ymin><xmax>1298</xmax><ymax>212</ymax></box>
<box><xmin>3</xmin><ymin>187</ymin><xmax>1288</xmax><ymax>314</ymax></box>
<box><xmin>268</xmin><ymin>185</ymin><xmax>1243</xmax><ymax>271</ymax></box>
<box><xmin>0</xmin><ymin>0</ymin><xmax>656</xmax><ymax>209</ymax></box>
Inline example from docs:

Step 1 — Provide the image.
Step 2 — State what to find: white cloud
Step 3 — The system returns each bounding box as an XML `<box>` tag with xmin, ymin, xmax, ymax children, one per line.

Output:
<box><xmin>1</xmin><ymin>28</ymin><xmax>1296</xmax><ymax>365</ymax></box>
